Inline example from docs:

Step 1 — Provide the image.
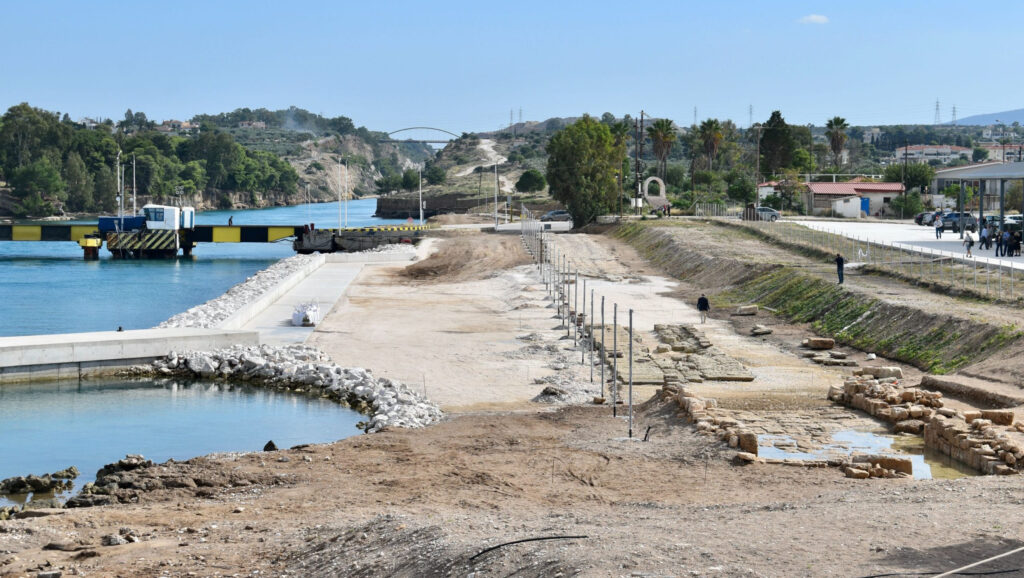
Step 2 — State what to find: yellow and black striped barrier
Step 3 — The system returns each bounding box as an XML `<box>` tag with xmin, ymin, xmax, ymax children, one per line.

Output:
<box><xmin>0</xmin><ymin>224</ymin><xmax>98</xmax><ymax>242</ymax></box>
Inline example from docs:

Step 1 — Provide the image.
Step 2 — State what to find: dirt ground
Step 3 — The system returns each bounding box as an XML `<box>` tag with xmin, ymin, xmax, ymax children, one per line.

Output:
<box><xmin>2</xmin><ymin>226</ymin><xmax>1024</xmax><ymax>577</ymax></box>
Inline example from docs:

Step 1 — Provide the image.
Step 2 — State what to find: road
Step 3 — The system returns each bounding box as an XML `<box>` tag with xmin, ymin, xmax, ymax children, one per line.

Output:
<box><xmin>792</xmin><ymin>218</ymin><xmax>1024</xmax><ymax>269</ymax></box>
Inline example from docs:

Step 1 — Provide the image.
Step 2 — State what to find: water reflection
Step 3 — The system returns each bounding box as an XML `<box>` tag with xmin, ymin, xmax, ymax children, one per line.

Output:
<box><xmin>0</xmin><ymin>378</ymin><xmax>363</xmax><ymax>506</ymax></box>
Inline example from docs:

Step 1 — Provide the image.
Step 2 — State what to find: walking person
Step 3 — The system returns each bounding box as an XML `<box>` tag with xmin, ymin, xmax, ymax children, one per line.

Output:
<box><xmin>995</xmin><ymin>228</ymin><xmax>1004</xmax><ymax>256</ymax></box>
<box><xmin>1002</xmin><ymin>230</ymin><xmax>1012</xmax><ymax>257</ymax></box>
<box><xmin>979</xmin><ymin>225</ymin><xmax>989</xmax><ymax>250</ymax></box>
<box><xmin>228</xmin><ymin>216</ymin><xmax>234</xmax><ymax>226</ymax></box>
<box><xmin>835</xmin><ymin>253</ymin><xmax>845</xmax><ymax>284</ymax></box>
<box><xmin>963</xmin><ymin>230</ymin><xmax>974</xmax><ymax>257</ymax></box>
<box><xmin>696</xmin><ymin>293</ymin><xmax>710</xmax><ymax>324</ymax></box>
<box><xmin>934</xmin><ymin>216</ymin><xmax>943</xmax><ymax>239</ymax></box>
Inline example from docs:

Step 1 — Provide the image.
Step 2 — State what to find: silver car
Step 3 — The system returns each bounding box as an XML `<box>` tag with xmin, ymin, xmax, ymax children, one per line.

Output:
<box><xmin>756</xmin><ymin>207</ymin><xmax>781</xmax><ymax>222</ymax></box>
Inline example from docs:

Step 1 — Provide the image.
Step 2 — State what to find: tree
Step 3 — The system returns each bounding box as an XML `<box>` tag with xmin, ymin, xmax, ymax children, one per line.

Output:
<box><xmin>646</xmin><ymin>119</ymin><xmax>676</xmax><ymax>180</ymax></box>
<box><xmin>759</xmin><ymin>111</ymin><xmax>794</xmax><ymax>175</ymax></box>
<box><xmin>424</xmin><ymin>163</ymin><xmax>446</xmax><ymax>185</ymax></box>
<box><xmin>889</xmin><ymin>191</ymin><xmax>924</xmax><ymax>217</ymax></box>
<box><xmin>973</xmin><ymin>147</ymin><xmax>989</xmax><ymax>163</ymax></box>
<box><xmin>698</xmin><ymin>119</ymin><xmax>723</xmax><ymax>171</ymax></box>
<box><xmin>825</xmin><ymin>116</ymin><xmax>849</xmax><ymax>169</ymax></box>
<box><xmin>724</xmin><ymin>169</ymin><xmax>754</xmax><ymax>203</ymax></box>
<box><xmin>546</xmin><ymin>115</ymin><xmax>622</xmax><ymax>227</ymax></box>
<box><xmin>63</xmin><ymin>151</ymin><xmax>94</xmax><ymax>211</ymax></box>
<box><xmin>401</xmin><ymin>168</ymin><xmax>419</xmax><ymax>191</ymax></box>
<box><xmin>883</xmin><ymin>162</ymin><xmax>934</xmax><ymax>193</ymax></box>
<box><xmin>10</xmin><ymin>157</ymin><xmax>64</xmax><ymax>202</ymax></box>
<box><xmin>515</xmin><ymin>169</ymin><xmax>546</xmax><ymax>193</ymax></box>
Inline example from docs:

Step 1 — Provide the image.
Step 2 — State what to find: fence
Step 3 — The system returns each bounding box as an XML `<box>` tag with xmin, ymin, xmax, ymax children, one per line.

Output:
<box><xmin>733</xmin><ymin>219</ymin><xmax>1022</xmax><ymax>303</ymax></box>
<box><xmin>520</xmin><ymin>209</ymin><xmax>640</xmax><ymax>437</ymax></box>
<box><xmin>693</xmin><ymin>202</ymin><xmax>743</xmax><ymax>218</ymax></box>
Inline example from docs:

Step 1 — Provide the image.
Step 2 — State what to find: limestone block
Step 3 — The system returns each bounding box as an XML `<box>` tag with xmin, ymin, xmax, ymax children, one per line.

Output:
<box><xmin>844</xmin><ymin>467</ymin><xmax>870</xmax><ymax>479</ymax></box>
<box><xmin>737</xmin><ymin>432</ymin><xmax>759</xmax><ymax>455</ymax></box>
<box><xmin>751</xmin><ymin>324</ymin><xmax>773</xmax><ymax>336</ymax></box>
<box><xmin>735</xmin><ymin>452</ymin><xmax>758</xmax><ymax>463</ymax></box>
<box><xmin>853</xmin><ymin>455</ymin><xmax>913</xmax><ymax>475</ymax></box>
<box><xmin>962</xmin><ymin>410</ymin><xmax>982</xmax><ymax>423</ymax></box>
<box><xmin>893</xmin><ymin>419</ymin><xmax>925</xmax><ymax>434</ymax></box>
<box><xmin>981</xmin><ymin>410</ymin><xmax>1015</xmax><ymax>426</ymax></box>
<box><xmin>734</xmin><ymin>305</ymin><xmax>758</xmax><ymax>316</ymax></box>
<box><xmin>806</xmin><ymin>337</ymin><xmax>835</xmax><ymax>350</ymax></box>
<box><xmin>861</xmin><ymin>366</ymin><xmax>903</xmax><ymax>379</ymax></box>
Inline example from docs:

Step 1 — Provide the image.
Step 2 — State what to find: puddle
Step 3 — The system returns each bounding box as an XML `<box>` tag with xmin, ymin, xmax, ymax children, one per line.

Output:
<box><xmin>758</xmin><ymin>429</ymin><xmax>980</xmax><ymax>480</ymax></box>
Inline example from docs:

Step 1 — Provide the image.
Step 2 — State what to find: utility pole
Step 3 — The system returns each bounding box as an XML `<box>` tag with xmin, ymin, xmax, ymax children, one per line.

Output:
<box><xmin>633</xmin><ymin>118</ymin><xmax>640</xmax><ymax>215</ymax></box>
<box><xmin>636</xmin><ymin>111</ymin><xmax>645</xmax><ymax>215</ymax></box>
<box><xmin>494</xmin><ymin>163</ymin><xmax>499</xmax><ymax>227</ymax></box>
<box><xmin>132</xmin><ymin>153</ymin><xmax>137</xmax><ymax>214</ymax></box>
<box><xmin>418</xmin><ymin>165</ymin><xmax>423</xmax><ymax>225</ymax></box>
<box><xmin>116</xmin><ymin>149</ymin><xmax>122</xmax><ymax>220</ymax></box>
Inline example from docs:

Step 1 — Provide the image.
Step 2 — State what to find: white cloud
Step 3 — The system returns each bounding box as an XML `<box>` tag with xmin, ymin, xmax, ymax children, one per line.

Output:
<box><xmin>798</xmin><ymin>14</ymin><xmax>829</xmax><ymax>24</ymax></box>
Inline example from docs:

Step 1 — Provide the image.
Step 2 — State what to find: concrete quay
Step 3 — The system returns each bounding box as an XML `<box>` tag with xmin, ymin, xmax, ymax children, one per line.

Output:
<box><xmin>0</xmin><ymin>248</ymin><xmax>419</xmax><ymax>384</ymax></box>
<box><xmin>0</xmin><ymin>328</ymin><xmax>259</xmax><ymax>383</ymax></box>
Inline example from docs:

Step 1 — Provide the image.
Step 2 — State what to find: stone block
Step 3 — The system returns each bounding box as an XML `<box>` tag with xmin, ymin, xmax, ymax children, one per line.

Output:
<box><xmin>751</xmin><ymin>324</ymin><xmax>773</xmax><ymax>336</ymax></box>
<box><xmin>734</xmin><ymin>305</ymin><xmax>758</xmax><ymax>316</ymax></box>
<box><xmin>737</xmin><ymin>432</ymin><xmax>759</xmax><ymax>455</ymax></box>
<box><xmin>893</xmin><ymin>419</ymin><xmax>925</xmax><ymax>434</ymax></box>
<box><xmin>981</xmin><ymin>410</ymin><xmax>1015</xmax><ymax>426</ymax></box>
<box><xmin>844</xmin><ymin>467</ymin><xmax>870</xmax><ymax>479</ymax></box>
<box><xmin>806</xmin><ymin>337</ymin><xmax>835</xmax><ymax>350</ymax></box>
<box><xmin>861</xmin><ymin>366</ymin><xmax>903</xmax><ymax>379</ymax></box>
<box><xmin>853</xmin><ymin>455</ymin><xmax>913</xmax><ymax>476</ymax></box>
<box><xmin>962</xmin><ymin>410</ymin><xmax>982</xmax><ymax>423</ymax></box>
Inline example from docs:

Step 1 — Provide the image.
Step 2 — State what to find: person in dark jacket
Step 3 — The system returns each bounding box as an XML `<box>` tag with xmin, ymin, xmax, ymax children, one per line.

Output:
<box><xmin>696</xmin><ymin>294</ymin><xmax>710</xmax><ymax>324</ymax></box>
<box><xmin>835</xmin><ymin>253</ymin><xmax>845</xmax><ymax>284</ymax></box>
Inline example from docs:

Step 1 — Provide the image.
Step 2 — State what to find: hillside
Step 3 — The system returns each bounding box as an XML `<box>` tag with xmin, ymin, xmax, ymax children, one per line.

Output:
<box><xmin>952</xmin><ymin>108</ymin><xmax>1024</xmax><ymax>126</ymax></box>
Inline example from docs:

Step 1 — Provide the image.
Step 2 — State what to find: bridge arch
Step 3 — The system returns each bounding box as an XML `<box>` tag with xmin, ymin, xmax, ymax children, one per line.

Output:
<box><xmin>387</xmin><ymin>127</ymin><xmax>461</xmax><ymax>139</ymax></box>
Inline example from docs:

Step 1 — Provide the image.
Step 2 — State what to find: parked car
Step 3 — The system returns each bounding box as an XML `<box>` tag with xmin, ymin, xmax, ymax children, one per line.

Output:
<box><xmin>754</xmin><ymin>206</ymin><xmax>781</xmax><ymax>222</ymax></box>
<box><xmin>941</xmin><ymin>212</ymin><xmax>977</xmax><ymax>233</ymax></box>
<box><xmin>540</xmin><ymin>210</ymin><xmax>572</xmax><ymax>222</ymax></box>
<box><xmin>914</xmin><ymin>211</ymin><xmax>931</xmax><ymax>225</ymax></box>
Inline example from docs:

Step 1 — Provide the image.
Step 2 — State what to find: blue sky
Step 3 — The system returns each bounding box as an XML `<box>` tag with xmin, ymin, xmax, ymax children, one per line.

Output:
<box><xmin>1</xmin><ymin>0</ymin><xmax>1020</xmax><ymax>136</ymax></box>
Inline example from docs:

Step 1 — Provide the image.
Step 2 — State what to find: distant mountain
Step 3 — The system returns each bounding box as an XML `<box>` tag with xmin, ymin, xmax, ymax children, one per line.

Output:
<box><xmin>952</xmin><ymin>108</ymin><xmax>1024</xmax><ymax>126</ymax></box>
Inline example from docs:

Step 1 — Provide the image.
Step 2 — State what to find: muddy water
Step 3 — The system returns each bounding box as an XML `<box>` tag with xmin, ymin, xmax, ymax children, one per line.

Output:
<box><xmin>758</xmin><ymin>429</ymin><xmax>980</xmax><ymax>480</ymax></box>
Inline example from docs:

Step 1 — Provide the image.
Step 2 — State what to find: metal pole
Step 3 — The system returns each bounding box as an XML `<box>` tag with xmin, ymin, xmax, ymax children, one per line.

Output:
<box><xmin>572</xmin><ymin>271</ymin><xmax>579</xmax><ymax>346</ymax></box>
<box><xmin>581</xmin><ymin>279</ymin><xmax>587</xmax><ymax>362</ymax></box>
<box><xmin>613</xmin><ymin>304</ymin><xmax>618</xmax><ymax>416</ymax></box>
<box><xmin>494</xmin><ymin>163</ymin><xmax>499</xmax><ymax>228</ymax></box>
<box><xmin>628</xmin><ymin>308</ymin><xmax>634</xmax><ymax>438</ymax></box>
<box><xmin>418</xmin><ymin>166</ymin><xmax>423</xmax><ymax>225</ymax></box>
<box><xmin>600</xmin><ymin>296</ymin><xmax>605</xmax><ymax>398</ymax></box>
<box><xmin>589</xmin><ymin>289</ymin><xmax>595</xmax><ymax>381</ymax></box>
<box><xmin>344</xmin><ymin>160</ymin><xmax>349</xmax><ymax>228</ymax></box>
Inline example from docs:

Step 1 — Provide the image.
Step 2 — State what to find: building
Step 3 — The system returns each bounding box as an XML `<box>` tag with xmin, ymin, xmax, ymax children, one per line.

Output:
<box><xmin>757</xmin><ymin>181</ymin><xmax>779</xmax><ymax>202</ymax></box>
<box><xmin>238</xmin><ymin>120</ymin><xmax>267</xmax><ymax>129</ymax></box>
<box><xmin>978</xmin><ymin>143</ymin><xmax>1024</xmax><ymax>163</ymax></box>
<box><xmin>805</xmin><ymin>182</ymin><xmax>905</xmax><ymax>217</ymax></box>
<box><xmin>156</xmin><ymin>120</ymin><xmax>197</xmax><ymax>133</ymax></box>
<box><xmin>932</xmin><ymin>162</ymin><xmax>1016</xmax><ymax>211</ymax></box>
<box><xmin>893</xmin><ymin>145</ymin><xmax>971</xmax><ymax>165</ymax></box>
<box><xmin>862</xmin><ymin>127</ymin><xmax>882</xmax><ymax>145</ymax></box>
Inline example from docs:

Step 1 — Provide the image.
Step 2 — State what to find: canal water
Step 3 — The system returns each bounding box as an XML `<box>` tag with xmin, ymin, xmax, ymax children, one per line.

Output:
<box><xmin>0</xmin><ymin>199</ymin><xmax>408</xmax><ymax>337</ymax></box>
<box><xmin>0</xmin><ymin>378</ymin><xmax>364</xmax><ymax>507</ymax></box>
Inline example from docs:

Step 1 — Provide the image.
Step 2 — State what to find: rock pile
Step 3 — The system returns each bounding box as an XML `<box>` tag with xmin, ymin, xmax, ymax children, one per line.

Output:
<box><xmin>0</xmin><ymin>466</ymin><xmax>78</xmax><ymax>497</ymax></box>
<box><xmin>830</xmin><ymin>374</ymin><xmax>1022</xmax><ymax>475</ymax></box>
<box><xmin>656</xmin><ymin>384</ymin><xmax>914</xmax><ymax>479</ymax></box>
<box><xmin>828</xmin><ymin>374</ymin><xmax>942</xmax><ymax>434</ymax></box>
<box><xmin>925</xmin><ymin>414</ymin><xmax>1023</xmax><ymax>475</ymax></box>
<box><xmin>158</xmin><ymin>254</ymin><xmax>321</xmax><ymax>328</ymax></box>
<box><xmin>138</xmin><ymin>345</ymin><xmax>443</xmax><ymax>433</ymax></box>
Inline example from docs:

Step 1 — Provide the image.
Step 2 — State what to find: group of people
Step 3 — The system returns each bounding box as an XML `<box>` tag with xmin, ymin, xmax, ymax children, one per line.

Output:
<box><xmin>965</xmin><ymin>226</ymin><xmax>1023</xmax><ymax>258</ymax></box>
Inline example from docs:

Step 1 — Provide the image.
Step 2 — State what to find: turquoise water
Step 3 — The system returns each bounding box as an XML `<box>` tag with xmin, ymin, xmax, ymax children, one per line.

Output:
<box><xmin>0</xmin><ymin>199</ymin><xmax>407</xmax><ymax>337</ymax></box>
<box><xmin>0</xmin><ymin>378</ymin><xmax>364</xmax><ymax>506</ymax></box>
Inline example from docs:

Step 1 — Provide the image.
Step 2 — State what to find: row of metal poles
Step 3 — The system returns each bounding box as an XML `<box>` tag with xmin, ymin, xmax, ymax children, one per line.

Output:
<box><xmin>520</xmin><ymin>210</ymin><xmax>640</xmax><ymax>438</ymax></box>
<box><xmin>737</xmin><ymin>219</ymin><xmax>1021</xmax><ymax>301</ymax></box>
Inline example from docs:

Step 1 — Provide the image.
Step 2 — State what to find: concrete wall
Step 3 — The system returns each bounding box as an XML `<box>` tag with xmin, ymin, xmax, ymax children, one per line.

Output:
<box><xmin>218</xmin><ymin>255</ymin><xmax>326</xmax><ymax>330</ymax></box>
<box><xmin>0</xmin><ymin>328</ymin><xmax>259</xmax><ymax>383</ymax></box>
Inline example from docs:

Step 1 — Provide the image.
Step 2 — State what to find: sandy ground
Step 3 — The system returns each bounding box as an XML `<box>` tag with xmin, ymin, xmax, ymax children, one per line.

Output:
<box><xmin>2</xmin><ymin>229</ymin><xmax>1024</xmax><ymax>577</ymax></box>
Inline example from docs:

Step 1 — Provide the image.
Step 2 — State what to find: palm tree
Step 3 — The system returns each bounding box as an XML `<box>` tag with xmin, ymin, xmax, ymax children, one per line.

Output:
<box><xmin>825</xmin><ymin>116</ymin><xmax>849</xmax><ymax>169</ymax></box>
<box><xmin>698</xmin><ymin>119</ymin><xmax>723</xmax><ymax>171</ymax></box>
<box><xmin>645</xmin><ymin>119</ymin><xmax>676</xmax><ymax>180</ymax></box>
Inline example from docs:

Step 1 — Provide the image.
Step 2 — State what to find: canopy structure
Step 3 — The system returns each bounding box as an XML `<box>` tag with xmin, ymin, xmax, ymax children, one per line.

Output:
<box><xmin>933</xmin><ymin>163</ymin><xmax>1024</xmax><ymax>238</ymax></box>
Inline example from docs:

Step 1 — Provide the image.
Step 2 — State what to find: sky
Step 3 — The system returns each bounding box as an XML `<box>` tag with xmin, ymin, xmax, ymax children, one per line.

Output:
<box><xmin>2</xmin><ymin>0</ymin><xmax>1022</xmax><ymax>138</ymax></box>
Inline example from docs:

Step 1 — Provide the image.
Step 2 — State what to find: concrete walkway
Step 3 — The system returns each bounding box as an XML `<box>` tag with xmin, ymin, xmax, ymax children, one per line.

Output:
<box><xmin>240</xmin><ymin>262</ymin><xmax>364</xmax><ymax>345</ymax></box>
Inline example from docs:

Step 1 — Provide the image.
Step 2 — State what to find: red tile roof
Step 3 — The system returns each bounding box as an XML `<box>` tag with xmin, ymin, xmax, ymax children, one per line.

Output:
<box><xmin>807</xmin><ymin>182</ymin><xmax>905</xmax><ymax>196</ymax></box>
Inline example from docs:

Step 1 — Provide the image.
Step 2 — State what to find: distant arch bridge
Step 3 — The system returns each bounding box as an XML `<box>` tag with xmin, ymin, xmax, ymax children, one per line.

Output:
<box><xmin>381</xmin><ymin>127</ymin><xmax>461</xmax><ymax>144</ymax></box>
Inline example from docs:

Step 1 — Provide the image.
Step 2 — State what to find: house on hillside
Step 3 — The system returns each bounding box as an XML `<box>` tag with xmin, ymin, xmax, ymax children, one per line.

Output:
<box><xmin>805</xmin><ymin>182</ymin><xmax>905</xmax><ymax>217</ymax></box>
<box><xmin>239</xmin><ymin>121</ymin><xmax>267</xmax><ymax>129</ymax></box>
<box><xmin>757</xmin><ymin>181</ymin><xmax>779</xmax><ymax>202</ymax></box>
<box><xmin>894</xmin><ymin>145</ymin><xmax>970</xmax><ymax>165</ymax></box>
